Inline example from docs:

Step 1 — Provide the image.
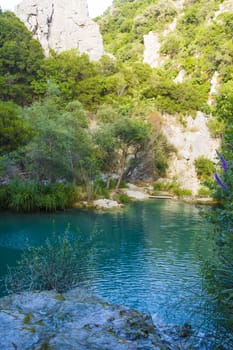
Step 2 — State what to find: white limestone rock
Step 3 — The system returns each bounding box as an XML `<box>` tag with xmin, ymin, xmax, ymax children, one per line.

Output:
<box><xmin>124</xmin><ymin>184</ymin><xmax>150</xmax><ymax>200</ymax></box>
<box><xmin>208</xmin><ymin>71</ymin><xmax>220</xmax><ymax>106</ymax></box>
<box><xmin>93</xmin><ymin>199</ymin><xmax>122</xmax><ymax>209</ymax></box>
<box><xmin>143</xmin><ymin>32</ymin><xmax>162</xmax><ymax>68</ymax></box>
<box><xmin>162</xmin><ymin>111</ymin><xmax>220</xmax><ymax>195</ymax></box>
<box><xmin>14</xmin><ymin>0</ymin><xmax>104</xmax><ymax>61</ymax></box>
<box><xmin>173</xmin><ymin>0</ymin><xmax>185</xmax><ymax>9</ymax></box>
<box><xmin>173</xmin><ymin>69</ymin><xmax>186</xmax><ymax>83</ymax></box>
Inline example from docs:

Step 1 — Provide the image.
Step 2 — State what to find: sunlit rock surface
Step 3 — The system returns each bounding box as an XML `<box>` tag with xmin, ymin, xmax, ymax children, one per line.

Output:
<box><xmin>93</xmin><ymin>199</ymin><xmax>122</xmax><ymax>209</ymax></box>
<box><xmin>143</xmin><ymin>32</ymin><xmax>162</xmax><ymax>68</ymax></box>
<box><xmin>162</xmin><ymin>112</ymin><xmax>220</xmax><ymax>195</ymax></box>
<box><xmin>14</xmin><ymin>0</ymin><xmax>104</xmax><ymax>61</ymax></box>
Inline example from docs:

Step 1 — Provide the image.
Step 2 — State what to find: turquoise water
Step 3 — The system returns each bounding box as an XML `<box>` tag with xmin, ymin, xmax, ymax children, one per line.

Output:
<box><xmin>0</xmin><ymin>200</ymin><xmax>211</xmax><ymax>328</ymax></box>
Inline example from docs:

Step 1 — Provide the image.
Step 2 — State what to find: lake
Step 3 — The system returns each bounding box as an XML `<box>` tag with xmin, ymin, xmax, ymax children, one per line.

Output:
<box><xmin>0</xmin><ymin>200</ymin><xmax>213</xmax><ymax>330</ymax></box>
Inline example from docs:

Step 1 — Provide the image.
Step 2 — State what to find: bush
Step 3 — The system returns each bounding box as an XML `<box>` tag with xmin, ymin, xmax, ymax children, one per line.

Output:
<box><xmin>153</xmin><ymin>181</ymin><xmax>192</xmax><ymax>196</ymax></box>
<box><xmin>117</xmin><ymin>193</ymin><xmax>132</xmax><ymax>204</ymax></box>
<box><xmin>194</xmin><ymin>156</ymin><xmax>215</xmax><ymax>181</ymax></box>
<box><xmin>93</xmin><ymin>178</ymin><xmax>110</xmax><ymax>198</ymax></box>
<box><xmin>198</xmin><ymin>186</ymin><xmax>212</xmax><ymax>197</ymax></box>
<box><xmin>6</xmin><ymin>180</ymin><xmax>78</xmax><ymax>212</ymax></box>
<box><xmin>4</xmin><ymin>229</ymin><xmax>80</xmax><ymax>294</ymax></box>
<box><xmin>207</xmin><ymin>117</ymin><xmax>225</xmax><ymax>138</ymax></box>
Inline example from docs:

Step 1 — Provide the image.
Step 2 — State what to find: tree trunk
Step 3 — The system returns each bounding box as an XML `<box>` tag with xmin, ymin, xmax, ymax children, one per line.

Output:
<box><xmin>115</xmin><ymin>150</ymin><xmax>127</xmax><ymax>190</ymax></box>
<box><xmin>106</xmin><ymin>175</ymin><xmax>111</xmax><ymax>190</ymax></box>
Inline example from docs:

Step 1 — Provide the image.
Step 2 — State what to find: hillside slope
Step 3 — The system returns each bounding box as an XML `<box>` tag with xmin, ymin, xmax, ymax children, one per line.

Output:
<box><xmin>97</xmin><ymin>0</ymin><xmax>233</xmax><ymax>194</ymax></box>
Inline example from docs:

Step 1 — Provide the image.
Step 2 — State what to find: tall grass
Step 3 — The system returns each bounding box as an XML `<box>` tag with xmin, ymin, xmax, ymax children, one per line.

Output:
<box><xmin>0</xmin><ymin>180</ymin><xmax>78</xmax><ymax>212</ymax></box>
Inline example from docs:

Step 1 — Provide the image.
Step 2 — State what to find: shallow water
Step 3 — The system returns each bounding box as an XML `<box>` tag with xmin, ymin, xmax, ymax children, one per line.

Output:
<box><xmin>0</xmin><ymin>200</ymin><xmax>212</xmax><ymax>329</ymax></box>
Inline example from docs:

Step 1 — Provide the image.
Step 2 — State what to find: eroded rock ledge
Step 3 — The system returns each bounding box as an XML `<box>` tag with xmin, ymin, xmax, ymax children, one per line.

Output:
<box><xmin>0</xmin><ymin>287</ymin><xmax>211</xmax><ymax>349</ymax></box>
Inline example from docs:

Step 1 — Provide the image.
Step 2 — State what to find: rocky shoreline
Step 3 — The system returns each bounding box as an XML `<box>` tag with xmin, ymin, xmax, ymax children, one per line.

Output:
<box><xmin>0</xmin><ymin>287</ymin><xmax>214</xmax><ymax>350</ymax></box>
<box><xmin>73</xmin><ymin>183</ymin><xmax>217</xmax><ymax>210</ymax></box>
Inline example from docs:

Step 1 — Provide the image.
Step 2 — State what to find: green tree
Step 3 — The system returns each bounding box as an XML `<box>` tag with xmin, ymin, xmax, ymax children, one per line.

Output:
<box><xmin>35</xmin><ymin>50</ymin><xmax>97</xmax><ymax>104</ymax></box>
<box><xmin>20</xmin><ymin>85</ymin><xmax>93</xmax><ymax>184</ymax></box>
<box><xmin>94</xmin><ymin>125</ymin><xmax>118</xmax><ymax>189</ymax></box>
<box><xmin>0</xmin><ymin>100</ymin><xmax>31</xmax><ymax>155</ymax></box>
<box><xmin>112</xmin><ymin>116</ymin><xmax>150</xmax><ymax>189</ymax></box>
<box><xmin>0</xmin><ymin>11</ymin><xmax>44</xmax><ymax>104</ymax></box>
<box><xmin>194</xmin><ymin>156</ymin><xmax>215</xmax><ymax>181</ymax></box>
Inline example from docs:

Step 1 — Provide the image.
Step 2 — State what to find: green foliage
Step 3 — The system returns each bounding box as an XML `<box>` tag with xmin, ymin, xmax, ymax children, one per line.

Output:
<box><xmin>142</xmin><ymin>70</ymin><xmax>208</xmax><ymax>115</ymax></box>
<box><xmin>117</xmin><ymin>193</ymin><xmax>132</xmax><ymax>204</ymax></box>
<box><xmin>35</xmin><ymin>50</ymin><xmax>99</xmax><ymax>107</ymax></box>
<box><xmin>0</xmin><ymin>100</ymin><xmax>31</xmax><ymax>155</ymax></box>
<box><xmin>0</xmin><ymin>11</ymin><xmax>44</xmax><ymax>104</ymax></box>
<box><xmin>203</xmin><ymin>92</ymin><xmax>233</xmax><ymax>337</ymax></box>
<box><xmin>99</xmin><ymin>0</ymin><xmax>176</xmax><ymax>62</ymax></box>
<box><xmin>92</xmin><ymin>178</ymin><xmax>110</xmax><ymax>198</ymax></box>
<box><xmin>18</xmin><ymin>84</ymin><xmax>98</xmax><ymax>186</ymax></box>
<box><xmin>207</xmin><ymin>116</ymin><xmax>225</xmax><ymax>138</ymax></box>
<box><xmin>153</xmin><ymin>180</ymin><xmax>192</xmax><ymax>196</ymax></box>
<box><xmin>4</xmin><ymin>229</ymin><xmax>81</xmax><ymax>293</ymax></box>
<box><xmin>197</xmin><ymin>186</ymin><xmax>212</xmax><ymax>197</ymax></box>
<box><xmin>194</xmin><ymin>156</ymin><xmax>215</xmax><ymax>181</ymax></box>
<box><xmin>2</xmin><ymin>180</ymin><xmax>77</xmax><ymax>212</ymax></box>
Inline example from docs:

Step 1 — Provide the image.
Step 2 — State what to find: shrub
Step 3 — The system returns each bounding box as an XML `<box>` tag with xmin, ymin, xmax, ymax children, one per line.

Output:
<box><xmin>117</xmin><ymin>193</ymin><xmax>132</xmax><ymax>204</ymax></box>
<box><xmin>93</xmin><ymin>178</ymin><xmax>110</xmax><ymax>198</ymax></box>
<box><xmin>9</xmin><ymin>180</ymin><xmax>39</xmax><ymax>212</ymax></box>
<box><xmin>207</xmin><ymin>117</ymin><xmax>225</xmax><ymax>138</ymax></box>
<box><xmin>194</xmin><ymin>156</ymin><xmax>215</xmax><ymax>181</ymax></box>
<box><xmin>198</xmin><ymin>186</ymin><xmax>212</xmax><ymax>197</ymax></box>
<box><xmin>4</xmin><ymin>229</ymin><xmax>80</xmax><ymax>294</ymax></box>
<box><xmin>6</xmin><ymin>180</ymin><xmax>78</xmax><ymax>212</ymax></box>
<box><xmin>153</xmin><ymin>181</ymin><xmax>192</xmax><ymax>196</ymax></box>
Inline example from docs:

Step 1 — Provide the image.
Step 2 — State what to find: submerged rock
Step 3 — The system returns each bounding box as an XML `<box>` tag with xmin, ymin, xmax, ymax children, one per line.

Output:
<box><xmin>0</xmin><ymin>287</ymin><xmax>215</xmax><ymax>350</ymax></box>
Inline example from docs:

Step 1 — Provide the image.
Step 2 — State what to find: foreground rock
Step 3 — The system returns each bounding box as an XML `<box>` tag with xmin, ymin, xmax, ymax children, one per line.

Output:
<box><xmin>0</xmin><ymin>288</ymin><xmax>214</xmax><ymax>350</ymax></box>
<box><xmin>14</xmin><ymin>0</ymin><xmax>104</xmax><ymax>60</ymax></box>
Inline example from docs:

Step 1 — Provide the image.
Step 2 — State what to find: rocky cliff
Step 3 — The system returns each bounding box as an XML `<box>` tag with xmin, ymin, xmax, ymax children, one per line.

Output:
<box><xmin>162</xmin><ymin>112</ymin><xmax>220</xmax><ymax>195</ymax></box>
<box><xmin>14</xmin><ymin>0</ymin><xmax>104</xmax><ymax>61</ymax></box>
<box><xmin>142</xmin><ymin>0</ymin><xmax>229</xmax><ymax>194</ymax></box>
<box><xmin>0</xmin><ymin>288</ymin><xmax>212</xmax><ymax>349</ymax></box>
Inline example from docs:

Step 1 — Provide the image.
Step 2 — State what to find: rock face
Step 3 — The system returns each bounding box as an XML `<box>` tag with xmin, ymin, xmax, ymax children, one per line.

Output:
<box><xmin>162</xmin><ymin>112</ymin><xmax>220</xmax><ymax>195</ymax></box>
<box><xmin>143</xmin><ymin>32</ymin><xmax>162</xmax><ymax>68</ymax></box>
<box><xmin>0</xmin><ymin>288</ymin><xmax>212</xmax><ymax>350</ymax></box>
<box><xmin>14</xmin><ymin>0</ymin><xmax>104</xmax><ymax>61</ymax></box>
<box><xmin>208</xmin><ymin>72</ymin><xmax>220</xmax><ymax>106</ymax></box>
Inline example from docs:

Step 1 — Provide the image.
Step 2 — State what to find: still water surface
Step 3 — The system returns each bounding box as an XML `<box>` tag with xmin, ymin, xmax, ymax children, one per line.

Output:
<box><xmin>0</xmin><ymin>200</ymin><xmax>211</xmax><ymax>329</ymax></box>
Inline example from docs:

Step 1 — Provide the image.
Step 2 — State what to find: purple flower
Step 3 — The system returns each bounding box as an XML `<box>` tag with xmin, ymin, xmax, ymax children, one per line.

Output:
<box><xmin>214</xmin><ymin>173</ymin><xmax>229</xmax><ymax>191</ymax></box>
<box><xmin>216</xmin><ymin>150</ymin><xmax>228</xmax><ymax>172</ymax></box>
